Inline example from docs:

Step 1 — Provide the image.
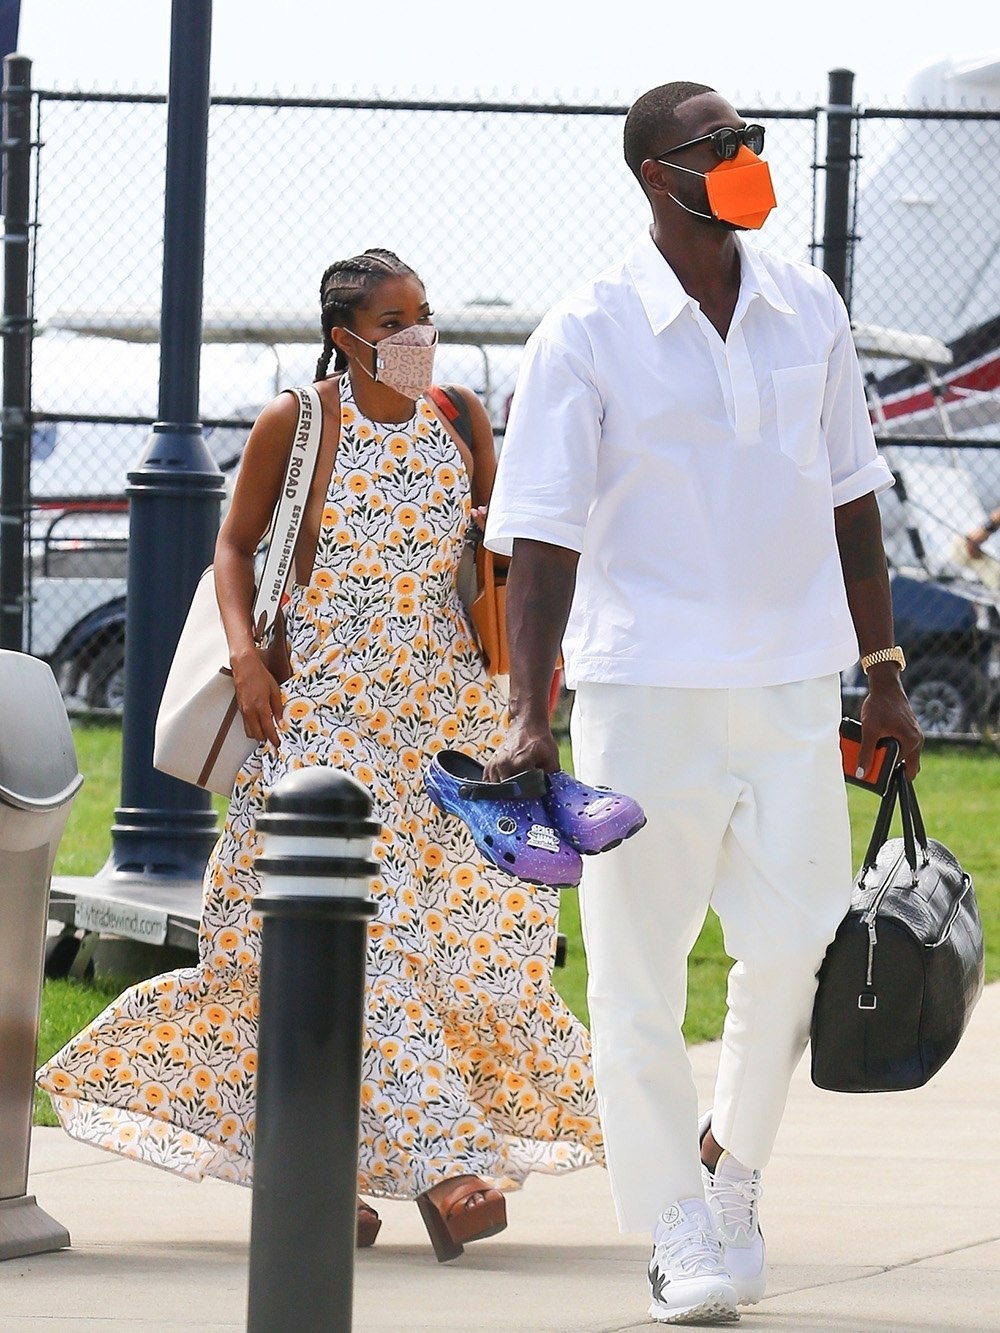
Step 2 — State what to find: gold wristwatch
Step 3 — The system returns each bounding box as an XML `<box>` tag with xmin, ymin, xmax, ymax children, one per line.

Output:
<box><xmin>860</xmin><ymin>646</ymin><xmax>906</xmax><ymax>672</ymax></box>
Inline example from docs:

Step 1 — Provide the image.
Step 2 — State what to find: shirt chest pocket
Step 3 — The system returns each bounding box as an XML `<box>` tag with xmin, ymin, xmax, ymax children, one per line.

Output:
<box><xmin>771</xmin><ymin>363</ymin><xmax>827</xmax><ymax>468</ymax></box>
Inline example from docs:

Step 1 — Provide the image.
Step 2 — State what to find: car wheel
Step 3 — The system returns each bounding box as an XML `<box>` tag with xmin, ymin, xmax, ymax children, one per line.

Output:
<box><xmin>85</xmin><ymin>639</ymin><xmax>126</xmax><ymax>710</ymax></box>
<box><xmin>904</xmin><ymin>656</ymin><xmax>976</xmax><ymax>736</ymax></box>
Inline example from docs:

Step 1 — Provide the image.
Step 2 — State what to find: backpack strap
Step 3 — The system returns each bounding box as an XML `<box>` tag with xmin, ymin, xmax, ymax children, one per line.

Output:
<box><xmin>426</xmin><ymin>383</ymin><xmax>475</xmax><ymax>450</ymax></box>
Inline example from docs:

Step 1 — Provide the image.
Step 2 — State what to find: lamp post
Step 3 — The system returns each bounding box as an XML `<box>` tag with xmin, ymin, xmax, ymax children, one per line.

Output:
<box><xmin>108</xmin><ymin>0</ymin><xmax>224</xmax><ymax>879</ymax></box>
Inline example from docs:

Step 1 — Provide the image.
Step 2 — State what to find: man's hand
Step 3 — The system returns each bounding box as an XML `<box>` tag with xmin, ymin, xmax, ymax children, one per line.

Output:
<box><xmin>857</xmin><ymin>665</ymin><xmax>923</xmax><ymax>782</ymax></box>
<box><xmin>485</xmin><ymin>714</ymin><xmax>560</xmax><ymax>781</ymax></box>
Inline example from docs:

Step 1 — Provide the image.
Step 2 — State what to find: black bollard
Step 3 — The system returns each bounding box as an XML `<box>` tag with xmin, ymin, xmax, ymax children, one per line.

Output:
<box><xmin>246</xmin><ymin>768</ymin><xmax>378</xmax><ymax>1333</ymax></box>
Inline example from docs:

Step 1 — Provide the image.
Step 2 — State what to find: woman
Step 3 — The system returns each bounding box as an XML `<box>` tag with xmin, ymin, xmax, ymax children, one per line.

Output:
<box><xmin>38</xmin><ymin>248</ymin><xmax>602</xmax><ymax>1260</ymax></box>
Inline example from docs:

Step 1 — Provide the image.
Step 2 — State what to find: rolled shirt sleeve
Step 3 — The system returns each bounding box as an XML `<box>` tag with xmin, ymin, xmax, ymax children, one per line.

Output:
<box><xmin>823</xmin><ymin>287</ymin><xmax>895</xmax><ymax>507</ymax></box>
<box><xmin>485</xmin><ymin>332</ymin><xmax>602</xmax><ymax>557</ymax></box>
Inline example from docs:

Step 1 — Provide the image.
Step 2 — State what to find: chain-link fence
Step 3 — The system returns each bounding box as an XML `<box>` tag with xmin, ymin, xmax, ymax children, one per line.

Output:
<box><xmin>9</xmin><ymin>86</ymin><xmax>1000</xmax><ymax>737</ymax></box>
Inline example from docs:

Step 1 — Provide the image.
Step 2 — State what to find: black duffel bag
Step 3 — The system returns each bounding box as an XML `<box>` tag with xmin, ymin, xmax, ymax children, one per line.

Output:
<box><xmin>811</xmin><ymin>763</ymin><xmax>984</xmax><ymax>1092</ymax></box>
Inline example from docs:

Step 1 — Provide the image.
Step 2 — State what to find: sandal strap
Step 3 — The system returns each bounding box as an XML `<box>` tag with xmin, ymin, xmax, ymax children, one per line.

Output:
<box><xmin>430</xmin><ymin>1175</ymin><xmax>498</xmax><ymax>1220</ymax></box>
<box><xmin>456</xmin><ymin>768</ymin><xmax>547</xmax><ymax>802</ymax></box>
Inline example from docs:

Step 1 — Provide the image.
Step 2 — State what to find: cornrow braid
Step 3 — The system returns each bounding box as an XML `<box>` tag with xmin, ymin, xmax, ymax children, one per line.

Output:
<box><xmin>314</xmin><ymin>248</ymin><xmax>418</xmax><ymax>380</ymax></box>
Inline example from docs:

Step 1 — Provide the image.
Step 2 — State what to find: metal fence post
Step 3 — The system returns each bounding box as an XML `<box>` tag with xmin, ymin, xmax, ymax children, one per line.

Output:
<box><xmin>820</xmin><ymin>68</ymin><xmax>856</xmax><ymax>307</ymax></box>
<box><xmin>247</xmin><ymin>768</ymin><xmax>377</xmax><ymax>1333</ymax></box>
<box><xmin>0</xmin><ymin>54</ymin><xmax>32</xmax><ymax>654</ymax></box>
<box><xmin>109</xmin><ymin>0</ymin><xmax>224</xmax><ymax>877</ymax></box>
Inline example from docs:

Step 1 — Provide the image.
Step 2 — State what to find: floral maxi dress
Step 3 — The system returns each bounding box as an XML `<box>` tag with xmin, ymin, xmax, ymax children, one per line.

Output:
<box><xmin>39</xmin><ymin>376</ymin><xmax>603</xmax><ymax>1195</ymax></box>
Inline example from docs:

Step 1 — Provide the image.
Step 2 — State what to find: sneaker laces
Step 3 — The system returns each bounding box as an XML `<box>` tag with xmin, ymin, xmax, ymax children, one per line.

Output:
<box><xmin>653</xmin><ymin>1214</ymin><xmax>726</xmax><ymax>1278</ymax></box>
<box><xmin>708</xmin><ymin>1172</ymin><xmax>762</xmax><ymax>1244</ymax></box>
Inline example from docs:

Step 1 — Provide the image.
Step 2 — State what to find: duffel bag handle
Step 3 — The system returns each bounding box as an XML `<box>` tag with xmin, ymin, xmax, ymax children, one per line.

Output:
<box><xmin>861</xmin><ymin>762</ymin><xmax>928</xmax><ymax>878</ymax></box>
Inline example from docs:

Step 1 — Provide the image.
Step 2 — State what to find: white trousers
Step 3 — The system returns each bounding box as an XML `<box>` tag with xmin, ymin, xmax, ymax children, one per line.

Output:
<box><xmin>570</xmin><ymin>676</ymin><xmax>852</xmax><ymax>1232</ymax></box>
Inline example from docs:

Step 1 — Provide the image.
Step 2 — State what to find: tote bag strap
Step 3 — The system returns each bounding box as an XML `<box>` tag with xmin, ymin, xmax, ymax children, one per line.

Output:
<box><xmin>250</xmin><ymin>383</ymin><xmax>325</xmax><ymax>645</ymax></box>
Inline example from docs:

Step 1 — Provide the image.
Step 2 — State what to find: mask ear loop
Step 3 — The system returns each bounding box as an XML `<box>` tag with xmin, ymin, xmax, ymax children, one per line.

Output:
<box><xmin>344</xmin><ymin>330</ymin><xmax>380</xmax><ymax>383</ymax></box>
<box><xmin>660</xmin><ymin>158</ymin><xmax>716</xmax><ymax>221</ymax></box>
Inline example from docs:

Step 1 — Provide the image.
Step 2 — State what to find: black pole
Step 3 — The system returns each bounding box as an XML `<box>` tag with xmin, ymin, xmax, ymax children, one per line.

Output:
<box><xmin>247</xmin><ymin>769</ymin><xmax>377</xmax><ymax>1333</ymax></box>
<box><xmin>0</xmin><ymin>54</ymin><xmax>32</xmax><ymax>653</ymax></box>
<box><xmin>108</xmin><ymin>0</ymin><xmax>224</xmax><ymax>877</ymax></box>
<box><xmin>820</xmin><ymin>68</ymin><xmax>856</xmax><ymax>307</ymax></box>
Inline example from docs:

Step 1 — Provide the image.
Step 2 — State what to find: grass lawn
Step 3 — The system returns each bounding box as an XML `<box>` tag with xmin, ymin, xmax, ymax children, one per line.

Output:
<box><xmin>35</xmin><ymin>721</ymin><xmax>998</xmax><ymax>1125</ymax></box>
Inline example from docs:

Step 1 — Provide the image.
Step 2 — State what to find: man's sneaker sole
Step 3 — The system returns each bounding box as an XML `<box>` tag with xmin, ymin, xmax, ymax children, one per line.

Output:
<box><xmin>734</xmin><ymin>1276</ymin><xmax>765</xmax><ymax>1307</ymax></box>
<box><xmin>647</xmin><ymin>1286</ymin><xmax>740</xmax><ymax>1324</ymax></box>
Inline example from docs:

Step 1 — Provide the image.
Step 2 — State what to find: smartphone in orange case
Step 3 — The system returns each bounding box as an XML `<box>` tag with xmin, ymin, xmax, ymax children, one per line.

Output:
<box><xmin>839</xmin><ymin>717</ymin><xmax>901</xmax><ymax>795</ymax></box>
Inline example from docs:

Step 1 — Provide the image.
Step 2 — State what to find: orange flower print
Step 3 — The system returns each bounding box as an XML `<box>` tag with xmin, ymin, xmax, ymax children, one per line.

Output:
<box><xmin>398</xmin><ymin>506</ymin><xmax>418</xmax><ymax>527</ymax></box>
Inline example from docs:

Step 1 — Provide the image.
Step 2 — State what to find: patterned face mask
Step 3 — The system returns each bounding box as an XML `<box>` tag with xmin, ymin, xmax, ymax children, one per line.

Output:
<box><xmin>354</xmin><ymin>324</ymin><xmax>438</xmax><ymax>400</ymax></box>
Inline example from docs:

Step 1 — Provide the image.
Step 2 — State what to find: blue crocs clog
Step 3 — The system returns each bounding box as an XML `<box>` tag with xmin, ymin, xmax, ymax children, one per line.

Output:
<box><xmin>544</xmin><ymin>770</ymin><xmax>646</xmax><ymax>855</ymax></box>
<box><xmin>424</xmin><ymin>751</ymin><xmax>583</xmax><ymax>887</ymax></box>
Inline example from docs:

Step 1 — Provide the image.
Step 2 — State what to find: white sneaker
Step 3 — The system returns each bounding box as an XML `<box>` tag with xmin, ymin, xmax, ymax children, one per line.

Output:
<box><xmin>699</xmin><ymin>1115</ymin><xmax>766</xmax><ymax>1306</ymax></box>
<box><xmin>646</xmin><ymin>1198</ymin><xmax>739</xmax><ymax>1325</ymax></box>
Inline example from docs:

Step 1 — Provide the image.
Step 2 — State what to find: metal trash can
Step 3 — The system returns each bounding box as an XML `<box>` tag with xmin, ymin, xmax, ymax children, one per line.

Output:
<box><xmin>0</xmin><ymin>650</ymin><xmax>83</xmax><ymax>1260</ymax></box>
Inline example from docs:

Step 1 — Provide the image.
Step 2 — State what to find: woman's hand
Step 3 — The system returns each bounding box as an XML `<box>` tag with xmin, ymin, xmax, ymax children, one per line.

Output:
<box><xmin>230</xmin><ymin>647</ymin><xmax>284</xmax><ymax>748</ymax></box>
<box><xmin>471</xmin><ymin>504</ymin><xmax>488</xmax><ymax>531</ymax></box>
<box><xmin>965</xmin><ymin>525</ymin><xmax>989</xmax><ymax>559</ymax></box>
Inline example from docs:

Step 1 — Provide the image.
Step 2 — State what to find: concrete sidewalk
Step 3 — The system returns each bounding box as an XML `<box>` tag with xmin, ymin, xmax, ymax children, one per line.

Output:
<box><xmin>3</xmin><ymin>984</ymin><xmax>998</xmax><ymax>1332</ymax></box>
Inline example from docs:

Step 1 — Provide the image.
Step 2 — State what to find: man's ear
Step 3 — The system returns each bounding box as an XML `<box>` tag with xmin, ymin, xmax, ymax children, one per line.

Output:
<box><xmin>640</xmin><ymin>158</ymin><xmax>672</xmax><ymax>196</ymax></box>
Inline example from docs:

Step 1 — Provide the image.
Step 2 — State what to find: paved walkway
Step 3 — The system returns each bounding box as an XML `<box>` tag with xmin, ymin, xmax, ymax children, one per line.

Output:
<box><xmin>3</xmin><ymin>984</ymin><xmax>998</xmax><ymax>1332</ymax></box>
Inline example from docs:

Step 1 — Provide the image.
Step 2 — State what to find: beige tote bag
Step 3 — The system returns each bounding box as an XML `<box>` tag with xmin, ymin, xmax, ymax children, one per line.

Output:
<box><xmin>153</xmin><ymin>385</ymin><xmax>324</xmax><ymax>795</ymax></box>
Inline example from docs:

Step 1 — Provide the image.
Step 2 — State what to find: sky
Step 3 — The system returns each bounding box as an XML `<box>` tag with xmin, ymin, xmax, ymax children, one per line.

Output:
<box><xmin>15</xmin><ymin>0</ymin><xmax>1000</xmax><ymax>107</ymax></box>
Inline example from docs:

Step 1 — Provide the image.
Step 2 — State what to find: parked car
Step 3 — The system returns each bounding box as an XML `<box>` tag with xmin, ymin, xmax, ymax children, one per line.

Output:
<box><xmin>841</xmin><ymin>571</ymin><xmax>1000</xmax><ymax>737</ymax></box>
<box><xmin>28</xmin><ymin>504</ymin><xmax>129</xmax><ymax>710</ymax></box>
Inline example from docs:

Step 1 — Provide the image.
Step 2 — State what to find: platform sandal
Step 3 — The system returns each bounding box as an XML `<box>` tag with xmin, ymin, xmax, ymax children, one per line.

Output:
<box><xmin>356</xmin><ymin>1199</ymin><xmax>381</xmax><ymax>1248</ymax></box>
<box><xmin>415</xmin><ymin>1174</ymin><xmax>507</xmax><ymax>1263</ymax></box>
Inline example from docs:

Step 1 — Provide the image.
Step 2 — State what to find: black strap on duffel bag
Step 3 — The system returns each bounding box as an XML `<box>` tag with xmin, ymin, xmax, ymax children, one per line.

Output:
<box><xmin>811</xmin><ymin>762</ymin><xmax>984</xmax><ymax>1093</ymax></box>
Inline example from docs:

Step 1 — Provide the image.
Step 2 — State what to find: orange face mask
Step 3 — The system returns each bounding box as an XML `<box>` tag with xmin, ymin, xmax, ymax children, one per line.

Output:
<box><xmin>665</xmin><ymin>144</ymin><xmax>777</xmax><ymax>231</ymax></box>
<box><xmin>703</xmin><ymin>145</ymin><xmax>777</xmax><ymax>229</ymax></box>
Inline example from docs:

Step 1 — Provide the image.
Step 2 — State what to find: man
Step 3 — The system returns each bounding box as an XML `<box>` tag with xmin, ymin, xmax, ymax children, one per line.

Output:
<box><xmin>484</xmin><ymin>81</ymin><xmax>923</xmax><ymax>1325</ymax></box>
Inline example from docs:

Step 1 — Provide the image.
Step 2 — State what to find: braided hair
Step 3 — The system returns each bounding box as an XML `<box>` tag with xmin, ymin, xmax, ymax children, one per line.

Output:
<box><xmin>314</xmin><ymin>248</ymin><xmax>418</xmax><ymax>380</ymax></box>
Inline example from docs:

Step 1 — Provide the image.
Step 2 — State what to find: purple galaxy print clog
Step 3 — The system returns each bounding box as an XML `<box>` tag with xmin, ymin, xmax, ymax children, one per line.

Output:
<box><xmin>544</xmin><ymin>770</ymin><xmax>646</xmax><ymax>855</ymax></box>
<box><xmin>424</xmin><ymin>751</ymin><xmax>583</xmax><ymax>888</ymax></box>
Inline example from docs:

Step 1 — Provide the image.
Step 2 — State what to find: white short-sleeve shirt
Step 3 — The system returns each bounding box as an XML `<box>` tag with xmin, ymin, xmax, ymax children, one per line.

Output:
<box><xmin>485</xmin><ymin>229</ymin><xmax>894</xmax><ymax>690</ymax></box>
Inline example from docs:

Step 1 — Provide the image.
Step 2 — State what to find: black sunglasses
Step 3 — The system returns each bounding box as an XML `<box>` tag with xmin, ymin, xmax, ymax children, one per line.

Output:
<box><xmin>657</xmin><ymin>124</ymin><xmax>765</xmax><ymax>163</ymax></box>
